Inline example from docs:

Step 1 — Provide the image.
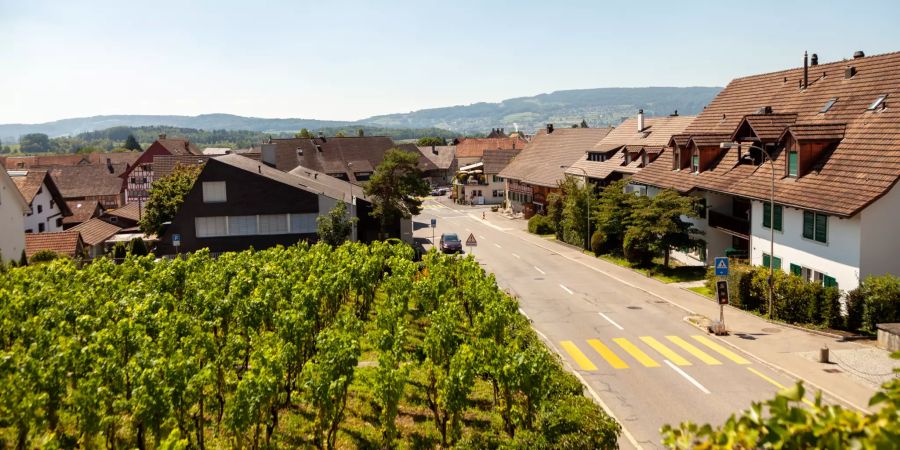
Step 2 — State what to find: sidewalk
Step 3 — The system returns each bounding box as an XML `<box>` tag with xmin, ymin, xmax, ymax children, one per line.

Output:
<box><xmin>485</xmin><ymin>210</ymin><xmax>897</xmax><ymax>413</ymax></box>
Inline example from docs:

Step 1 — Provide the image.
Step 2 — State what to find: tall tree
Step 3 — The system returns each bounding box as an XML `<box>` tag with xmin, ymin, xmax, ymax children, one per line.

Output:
<box><xmin>593</xmin><ymin>179</ymin><xmax>634</xmax><ymax>250</ymax></box>
<box><xmin>316</xmin><ymin>201</ymin><xmax>357</xmax><ymax>246</ymax></box>
<box><xmin>139</xmin><ymin>164</ymin><xmax>203</xmax><ymax>235</ymax></box>
<box><xmin>363</xmin><ymin>148</ymin><xmax>430</xmax><ymax>237</ymax></box>
<box><xmin>416</xmin><ymin>136</ymin><xmax>446</xmax><ymax>147</ymax></box>
<box><xmin>295</xmin><ymin>128</ymin><xmax>313</xmax><ymax>138</ymax></box>
<box><xmin>19</xmin><ymin>133</ymin><xmax>51</xmax><ymax>153</ymax></box>
<box><xmin>124</xmin><ymin>134</ymin><xmax>142</xmax><ymax>151</ymax></box>
<box><xmin>629</xmin><ymin>189</ymin><xmax>703</xmax><ymax>267</ymax></box>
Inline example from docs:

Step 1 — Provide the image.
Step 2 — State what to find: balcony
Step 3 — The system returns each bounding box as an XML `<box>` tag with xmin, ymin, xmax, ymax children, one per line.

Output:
<box><xmin>708</xmin><ymin>210</ymin><xmax>749</xmax><ymax>238</ymax></box>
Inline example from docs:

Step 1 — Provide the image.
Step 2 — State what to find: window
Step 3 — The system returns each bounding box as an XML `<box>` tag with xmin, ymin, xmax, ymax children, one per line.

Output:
<box><xmin>38</xmin><ymin>223</ymin><xmax>45</xmax><ymax>232</ymax></box>
<box><xmin>820</xmin><ymin>98</ymin><xmax>837</xmax><ymax>113</ymax></box>
<box><xmin>802</xmin><ymin>211</ymin><xmax>827</xmax><ymax>243</ymax></box>
<box><xmin>823</xmin><ymin>275</ymin><xmax>838</xmax><ymax>288</ymax></box>
<box><xmin>259</xmin><ymin>214</ymin><xmax>288</xmax><ymax>234</ymax></box>
<box><xmin>130</xmin><ymin>177</ymin><xmax>136</xmax><ymax>184</ymax></box>
<box><xmin>55</xmin><ymin>217</ymin><xmax>63</xmax><ymax>227</ymax></box>
<box><xmin>202</xmin><ymin>181</ymin><xmax>227</xmax><ymax>203</ymax></box>
<box><xmin>228</xmin><ymin>215</ymin><xmax>257</xmax><ymax>236</ymax></box>
<box><xmin>762</xmin><ymin>203</ymin><xmax>783</xmax><ymax>231</ymax></box>
<box><xmin>789</xmin><ymin>263</ymin><xmax>802</xmax><ymax>276</ymax></box>
<box><xmin>673</xmin><ymin>150</ymin><xmax>681</xmax><ymax>170</ymax></box>
<box><xmin>624</xmin><ymin>153</ymin><xmax>631</xmax><ymax>164</ymax></box>
<box><xmin>195</xmin><ymin>216</ymin><xmax>227</xmax><ymax>237</ymax></box>
<box><xmin>787</xmin><ymin>151</ymin><xmax>799</xmax><ymax>177</ymax></box>
<box><xmin>50</xmin><ymin>199</ymin><xmax>55</xmax><ymax>209</ymax></box>
<box><xmin>290</xmin><ymin>213</ymin><xmax>317</xmax><ymax>234</ymax></box>
<box><xmin>762</xmin><ymin>253</ymin><xmax>781</xmax><ymax>270</ymax></box>
<box><xmin>37</xmin><ymin>204</ymin><xmax>43</xmax><ymax>214</ymax></box>
<box><xmin>641</xmin><ymin>153</ymin><xmax>648</xmax><ymax>166</ymax></box>
<box><xmin>588</xmin><ymin>152</ymin><xmax>605</xmax><ymax>162</ymax></box>
<box><xmin>867</xmin><ymin>94</ymin><xmax>887</xmax><ymax>110</ymax></box>
<box><xmin>691</xmin><ymin>154</ymin><xmax>700</xmax><ymax>173</ymax></box>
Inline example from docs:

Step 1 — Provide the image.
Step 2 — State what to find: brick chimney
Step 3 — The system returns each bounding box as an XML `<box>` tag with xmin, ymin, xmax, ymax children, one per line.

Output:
<box><xmin>637</xmin><ymin>109</ymin><xmax>645</xmax><ymax>132</ymax></box>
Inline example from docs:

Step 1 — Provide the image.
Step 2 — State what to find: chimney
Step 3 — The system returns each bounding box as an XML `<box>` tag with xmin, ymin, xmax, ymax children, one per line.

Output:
<box><xmin>810</xmin><ymin>53</ymin><xmax>818</xmax><ymax>66</ymax></box>
<box><xmin>845</xmin><ymin>66</ymin><xmax>856</xmax><ymax>79</ymax></box>
<box><xmin>158</xmin><ymin>133</ymin><xmax>166</xmax><ymax>140</ymax></box>
<box><xmin>546</xmin><ymin>123</ymin><xmax>554</xmax><ymax>134</ymax></box>
<box><xmin>106</xmin><ymin>158</ymin><xmax>113</xmax><ymax>173</ymax></box>
<box><xmin>853</xmin><ymin>50</ymin><xmax>865</xmax><ymax>59</ymax></box>
<box><xmin>802</xmin><ymin>51</ymin><xmax>808</xmax><ymax>89</ymax></box>
<box><xmin>637</xmin><ymin>109</ymin><xmax>644</xmax><ymax>132</ymax></box>
<box><xmin>431</xmin><ymin>144</ymin><xmax>438</xmax><ymax>155</ymax></box>
<box><xmin>670</xmin><ymin>109</ymin><xmax>679</xmax><ymax>117</ymax></box>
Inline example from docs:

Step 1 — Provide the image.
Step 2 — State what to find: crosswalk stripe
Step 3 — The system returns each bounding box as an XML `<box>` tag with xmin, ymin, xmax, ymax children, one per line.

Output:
<box><xmin>640</xmin><ymin>336</ymin><xmax>692</xmax><ymax>366</ymax></box>
<box><xmin>613</xmin><ymin>338</ymin><xmax>660</xmax><ymax>367</ymax></box>
<box><xmin>560</xmin><ymin>341</ymin><xmax>597</xmax><ymax>371</ymax></box>
<box><xmin>691</xmin><ymin>335</ymin><xmax>751</xmax><ymax>365</ymax></box>
<box><xmin>587</xmin><ymin>339</ymin><xmax>629</xmax><ymax>369</ymax></box>
<box><xmin>666</xmin><ymin>336</ymin><xmax>722</xmax><ymax>365</ymax></box>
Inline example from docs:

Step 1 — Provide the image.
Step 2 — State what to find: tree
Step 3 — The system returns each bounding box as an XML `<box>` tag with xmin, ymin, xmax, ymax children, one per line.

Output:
<box><xmin>334</xmin><ymin>131</ymin><xmax>346</xmax><ymax>138</ymax></box>
<box><xmin>363</xmin><ymin>148</ymin><xmax>430</xmax><ymax>237</ymax></box>
<box><xmin>124</xmin><ymin>134</ymin><xmax>142</xmax><ymax>151</ymax></box>
<box><xmin>559</xmin><ymin>176</ymin><xmax>594</xmax><ymax>249</ymax></box>
<box><xmin>593</xmin><ymin>180</ymin><xmax>634</xmax><ymax>251</ymax></box>
<box><xmin>416</xmin><ymin>137</ymin><xmax>446</xmax><ymax>147</ymax></box>
<box><xmin>19</xmin><ymin>133</ymin><xmax>51</xmax><ymax>153</ymax></box>
<box><xmin>139</xmin><ymin>164</ymin><xmax>202</xmax><ymax>235</ymax></box>
<box><xmin>129</xmin><ymin>237</ymin><xmax>149</xmax><ymax>256</ymax></box>
<box><xmin>316</xmin><ymin>202</ymin><xmax>357</xmax><ymax>246</ymax></box>
<box><xmin>295</xmin><ymin>128</ymin><xmax>313</xmax><ymax>138</ymax></box>
<box><xmin>580</xmin><ymin>119</ymin><xmax>589</xmax><ymax>128</ymax></box>
<box><xmin>632</xmin><ymin>189</ymin><xmax>702</xmax><ymax>267</ymax></box>
<box><xmin>357</xmin><ymin>129</ymin><xmax>364</xmax><ymax>137</ymax></box>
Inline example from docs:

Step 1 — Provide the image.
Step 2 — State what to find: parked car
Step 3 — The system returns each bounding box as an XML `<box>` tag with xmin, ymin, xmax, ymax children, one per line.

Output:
<box><xmin>439</xmin><ymin>233</ymin><xmax>462</xmax><ymax>254</ymax></box>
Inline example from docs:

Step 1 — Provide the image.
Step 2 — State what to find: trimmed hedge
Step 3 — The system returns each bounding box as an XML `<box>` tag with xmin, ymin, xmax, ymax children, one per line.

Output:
<box><xmin>528</xmin><ymin>214</ymin><xmax>556</xmax><ymax>235</ymax></box>
<box><xmin>852</xmin><ymin>274</ymin><xmax>900</xmax><ymax>332</ymax></box>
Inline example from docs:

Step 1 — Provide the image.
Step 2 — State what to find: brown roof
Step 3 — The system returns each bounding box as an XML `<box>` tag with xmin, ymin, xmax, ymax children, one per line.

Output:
<box><xmin>64</xmin><ymin>199</ymin><xmax>103</xmax><ymax>225</ymax></box>
<box><xmin>731</xmin><ymin>113</ymin><xmax>798</xmax><ymax>143</ymax></box>
<box><xmin>48</xmin><ymin>164</ymin><xmax>126</xmax><ymax>199</ymax></box>
<box><xmin>70</xmin><ymin>218</ymin><xmax>122</xmax><ymax>246</ymax></box>
<box><xmin>482</xmin><ymin>148</ymin><xmax>521</xmax><ymax>174</ymax></box>
<box><xmin>9</xmin><ymin>170</ymin><xmax>72</xmax><ymax>215</ymax></box>
<box><xmin>780</xmin><ymin>123</ymin><xmax>846</xmax><ymax>142</ymax></box>
<box><xmin>633</xmin><ymin>50</ymin><xmax>900</xmax><ymax>217</ymax></box>
<box><xmin>105</xmin><ymin>202</ymin><xmax>144</xmax><ymax>222</ymax></box>
<box><xmin>25</xmin><ymin>231</ymin><xmax>83</xmax><ymax>258</ymax></box>
<box><xmin>209</xmin><ymin>154</ymin><xmax>363</xmax><ymax>202</ymax></box>
<box><xmin>156</xmin><ymin>139</ymin><xmax>201</xmax><ymax>156</ymax></box>
<box><xmin>416</xmin><ymin>145</ymin><xmax>457</xmax><ymax>170</ymax></box>
<box><xmin>3</xmin><ymin>152</ymin><xmax>140</xmax><ymax>170</ymax></box>
<box><xmin>153</xmin><ymin>155</ymin><xmax>211</xmax><ymax>180</ymax></box>
<box><xmin>499</xmin><ymin>127</ymin><xmax>613</xmax><ymax>188</ymax></box>
<box><xmin>455</xmin><ymin>137</ymin><xmax>527</xmax><ymax>159</ymax></box>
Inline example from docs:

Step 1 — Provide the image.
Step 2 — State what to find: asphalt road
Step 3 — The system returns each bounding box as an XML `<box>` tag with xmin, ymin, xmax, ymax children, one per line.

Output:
<box><xmin>414</xmin><ymin>197</ymin><xmax>829</xmax><ymax>449</ymax></box>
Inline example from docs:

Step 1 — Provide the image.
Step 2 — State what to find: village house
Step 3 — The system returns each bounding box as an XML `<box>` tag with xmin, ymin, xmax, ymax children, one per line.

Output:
<box><xmin>9</xmin><ymin>169</ymin><xmax>72</xmax><ymax>233</ymax></box>
<box><xmin>0</xmin><ymin>168</ymin><xmax>28</xmax><ymax>263</ymax></box>
<box><xmin>630</xmin><ymin>50</ymin><xmax>900</xmax><ymax>291</ymax></box>
<box><xmin>24</xmin><ymin>230</ymin><xmax>84</xmax><ymax>260</ymax></box>
<box><xmin>499</xmin><ymin>124</ymin><xmax>612</xmax><ymax>216</ymax></box>
<box><xmin>416</xmin><ymin>144</ymin><xmax>457</xmax><ymax>185</ymax></box>
<box><xmin>455</xmin><ymin>148</ymin><xmax>520</xmax><ymax>205</ymax></box>
<box><xmin>49</xmin><ymin>161</ymin><xmax>129</xmax><ymax>209</ymax></box>
<box><xmin>120</xmin><ymin>135</ymin><xmax>201</xmax><ymax>204</ymax></box>
<box><xmin>454</xmin><ymin>135</ymin><xmax>527</xmax><ymax>167</ymax></box>
<box><xmin>156</xmin><ymin>153</ymin><xmax>396</xmax><ymax>255</ymax></box>
<box><xmin>2</xmin><ymin>152</ymin><xmax>140</xmax><ymax>171</ymax></box>
<box><xmin>565</xmin><ymin>111</ymin><xmax>694</xmax><ymax>187</ymax></box>
<box><xmin>63</xmin><ymin>199</ymin><xmax>104</xmax><ymax>229</ymax></box>
<box><xmin>257</xmin><ymin>135</ymin><xmax>406</xmax><ymax>180</ymax></box>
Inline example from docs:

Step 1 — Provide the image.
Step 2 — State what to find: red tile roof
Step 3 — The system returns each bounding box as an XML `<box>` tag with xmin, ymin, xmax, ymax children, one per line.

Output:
<box><xmin>9</xmin><ymin>170</ymin><xmax>72</xmax><ymax>215</ymax></box>
<box><xmin>25</xmin><ymin>231</ymin><xmax>83</xmax><ymax>258</ymax></box>
<box><xmin>455</xmin><ymin>137</ymin><xmax>527</xmax><ymax>159</ymax></box>
<box><xmin>64</xmin><ymin>199</ymin><xmax>103</xmax><ymax>225</ymax></box>
<box><xmin>70</xmin><ymin>218</ymin><xmax>122</xmax><ymax>246</ymax></box>
<box><xmin>499</xmin><ymin>128</ymin><xmax>613</xmax><ymax>188</ymax></box>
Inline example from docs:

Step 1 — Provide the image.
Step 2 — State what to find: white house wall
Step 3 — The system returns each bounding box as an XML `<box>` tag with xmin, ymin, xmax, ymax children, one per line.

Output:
<box><xmin>750</xmin><ymin>201</ymin><xmax>861</xmax><ymax>291</ymax></box>
<box><xmin>0</xmin><ymin>176</ymin><xmax>26</xmax><ymax>263</ymax></box>
<box><xmin>859</xmin><ymin>183</ymin><xmax>900</xmax><ymax>280</ymax></box>
<box><xmin>23</xmin><ymin>181</ymin><xmax>64</xmax><ymax>233</ymax></box>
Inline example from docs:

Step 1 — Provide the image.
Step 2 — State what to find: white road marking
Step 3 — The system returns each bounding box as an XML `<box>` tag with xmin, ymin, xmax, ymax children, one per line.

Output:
<box><xmin>494</xmin><ymin>243</ymin><xmax>502</xmax><ymax>248</ymax></box>
<box><xmin>560</xmin><ymin>284</ymin><xmax>573</xmax><ymax>295</ymax></box>
<box><xmin>479</xmin><ymin>235</ymin><xmax>487</xmax><ymax>240</ymax></box>
<box><xmin>512</xmin><ymin>253</ymin><xmax>520</xmax><ymax>259</ymax></box>
<box><xmin>534</xmin><ymin>266</ymin><xmax>545</xmax><ymax>275</ymax></box>
<box><xmin>598</xmin><ymin>312</ymin><xmax>625</xmax><ymax>330</ymax></box>
<box><xmin>465</xmin><ymin>228</ymin><xmax>472</xmax><ymax>231</ymax></box>
<box><xmin>664</xmin><ymin>360</ymin><xmax>710</xmax><ymax>394</ymax></box>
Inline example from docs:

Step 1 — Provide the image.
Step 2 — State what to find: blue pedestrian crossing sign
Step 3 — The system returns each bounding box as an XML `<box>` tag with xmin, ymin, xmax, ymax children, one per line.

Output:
<box><xmin>714</xmin><ymin>257</ymin><xmax>729</xmax><ymax>276</ymax></box>
<box><xmin>430</xmin><ymin>218</ymin><xmax>436</xmax><ymax>228</ymax></box>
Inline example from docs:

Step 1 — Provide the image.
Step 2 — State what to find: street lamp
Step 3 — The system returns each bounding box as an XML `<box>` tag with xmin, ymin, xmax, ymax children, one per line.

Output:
<box><xmin>560</xmin><ymin>165</ymin><xmax>591</xmax><ymax>251</ymax></box>
<box><xmin>720</xmin><ymin>142</ymin><xmax>776</xmax><ymax>319</ymax></box>
<box><xmin>347</xmin><ymin>162</ymin><xmax>357</xmax><ymax>242</ymax></box>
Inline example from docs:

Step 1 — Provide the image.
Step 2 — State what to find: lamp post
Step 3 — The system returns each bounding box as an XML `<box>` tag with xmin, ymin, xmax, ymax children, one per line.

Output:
<box><xmin>347</xmin><ymin>162</ymin><xmax>357</xmax><ymax>242</ymax></box>
<box><xmin>560</xmin><ymin>165</ymin><xmax>591</xmax><ymax>251</ymax></box>
<box><xmin>721</xmin><ymin>142</ymin><xmax>776</xmax><ymax>319</ymax></box>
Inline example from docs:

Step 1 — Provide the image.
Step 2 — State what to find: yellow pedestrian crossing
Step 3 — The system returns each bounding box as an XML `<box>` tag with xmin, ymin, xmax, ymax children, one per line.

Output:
<box><xmin>665</xmin><ymin>336</ymin><xmax>722</xmax><ymax>365</ymax></box>
<box><xmin>558</xmin><ymin>335</ymin><xmax>750</xmax><ymax>371</ymax></box>
<box><xmin>640</xmin><ymin>336</ymin><xmax>692</xmax><ymax>366</ymax></box>
<box><xmin>588</xmin><ymin>339</ymin><xmax>629</xmax><ymax>369</ymax></box>
<box><xmin>691</xmin><ymin>335</ymin><xmax>751</xmax><ymax>365</ymax></box>
<box><xmin>613</xmin><ymin>338</ymin><xmax>660</xmax><ymax>367</ymax></box>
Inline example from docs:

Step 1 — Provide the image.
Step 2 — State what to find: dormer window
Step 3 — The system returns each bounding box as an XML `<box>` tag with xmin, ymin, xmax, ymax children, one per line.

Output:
<box><xmin>624</xmin><ymin>153</ymin><xmax>630</xmax><ymax>164</ymax></box>
<box><xmin>673</xmin><ymin>149</ymin><xmax>681</xmax><ymax>170</ymax></box>
<box><xmin>691</xmin><ymin>153</ymin><xmax>700</xmax><ymax>173</ymax></box>
<box><xmin>641</xmin><ymin>153</ymin><xmax>648</xmax><ymax>167</ymax></box>
<box><xmin>587</xmin><ymin>152</ymin><xmax>604</xmax><ymax>162</ymax></box>
<box><xmin>787</xmin><ymin>150</ymin><xmax>799</xmax><ymax>177</ymax></box>
<box><xmin>867</xmin><ymin>94</ymin><xmax>887</xmax><ymax>111</ymax></box>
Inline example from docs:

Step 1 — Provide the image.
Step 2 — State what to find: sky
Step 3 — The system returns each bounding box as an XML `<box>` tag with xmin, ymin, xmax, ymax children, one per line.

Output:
<box><xmin>1</xmin><ymin>0</ymin><xmax>899</xmax><ymax>124</ymax></box>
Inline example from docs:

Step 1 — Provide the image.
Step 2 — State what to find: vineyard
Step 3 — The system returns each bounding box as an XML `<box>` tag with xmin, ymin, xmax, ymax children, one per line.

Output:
<box><xmin>0</xmin><ymin>242</ymin><xmax>620</xmax><ymax>449</ymax></box>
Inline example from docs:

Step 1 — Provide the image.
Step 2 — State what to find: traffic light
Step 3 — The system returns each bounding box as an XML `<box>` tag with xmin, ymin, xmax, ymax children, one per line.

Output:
<box><xmin>716</xmin><ymin>280</ymin><xmax>729</xmax><ymax>305</ymax></box>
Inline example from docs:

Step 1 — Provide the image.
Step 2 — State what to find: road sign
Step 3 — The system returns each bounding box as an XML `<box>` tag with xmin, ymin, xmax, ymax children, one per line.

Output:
<box><xmin>465</xmin><ymin>233</ymin><xmax>477</xmax><ymax>247</ymax></box>
<box><xmin>172</xmin><ymin>234</ymin><xmax>181</xmax><ymax>247</ymax></box>
<box><xmin>714</xmin><ymin>257</ymin><xmax>729</xmax><ymax>276</ymax></box>
<box><xmin>716</xmin><ymin>280</ymin><xmax>729</xmax><ymax>305</ymax></box>
<box><xmin>430</xmin><ymin>218</ymin><xmax>437</xmax><ymax>228</ymax></box>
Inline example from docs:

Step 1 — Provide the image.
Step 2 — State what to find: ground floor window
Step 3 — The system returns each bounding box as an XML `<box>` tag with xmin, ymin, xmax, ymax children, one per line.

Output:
<box><xmin>761</xmin><ymin>252</ymin><xmax>781</xmax><ymax>270</ymax></box>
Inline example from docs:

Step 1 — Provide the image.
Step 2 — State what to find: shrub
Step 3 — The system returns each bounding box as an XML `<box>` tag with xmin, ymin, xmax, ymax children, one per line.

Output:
<box><xmin>29</xmin><ymin>250</ymin><xmax>59</xmax><ymax>264</ymax></box>
<box><xmin>536</xmin><ymin>396</ymin><xmax>620</xmax><ymax>449</ymax></box>
<box><xmin>590</xmin><ymin>230</ymin><xmax>606</xmax><ymax>255</ymax></box>
<box><xmin>705</xmin><ymin>263</ymin><xmax>756</xmax><ymax>310</ymax></box>
<box><xmin>623</xmin><ymin>227</ymin><xmax>653</xmax><ymax>266</ymax></box>
<box><xmin>860</xmin><ymin>274</ymin><xmax>900</xmax><ymax>332</ymax></box>
<box><xmin>845</xmin><ymin>287</ymin><xmax>865</xmax><ymax>332</ymax></box>
<box><xmin>129</xmin><ymin>237</ymin><xmax>149</xmax><ymax>256</ymax></box>
<box><xmin>528</xmin><ymin>214</ymin><xmax>555</xmax><ymax>235</ymax></box>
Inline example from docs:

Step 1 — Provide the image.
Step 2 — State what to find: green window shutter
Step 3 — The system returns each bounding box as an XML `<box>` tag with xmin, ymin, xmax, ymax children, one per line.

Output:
<box><xmin>788</xmin><ymin>151</ymin><xmax>799</xmax><ymax>176</ymax></box>
<box><xmin>823</xmin><ymin>275</ymin><xmax>838</xmax><ymax>288</ymax></box>
<box><xmin>762</xmin><ymin>253</ymin><xmax>770</xmax><ymax>268</ymax></box>
<box><xmin>763</xmin><ymin>203</ymin><xmax>771</xmax><ymax>229</ymax></box>
<box><xmin>815</xmin><ymin>214</ymin><xmax>828</xmax><ymax>243</ymax></box>
<box><xmin>803</xmin><ymin>211</ymin><xmax>815</xmax><ymax>239</ymax></box>
<box><xmin>774</xmin><ymin>205</ymin><xmax>783</xmax><ymax>231</ymax></box>
<box><xmin>692</xmin><ymin>155</ymin><xmax>700</xmax><ymax>172</ymax></box>
<box><xmin>773</xmin><ymin>256</ymin><xmax>782</xmax><ymax>270</ymax></box>
<box><xmin>790</xmin><ymin>263</ymin><xmax>801</xmax><ymax>276</ymax></box>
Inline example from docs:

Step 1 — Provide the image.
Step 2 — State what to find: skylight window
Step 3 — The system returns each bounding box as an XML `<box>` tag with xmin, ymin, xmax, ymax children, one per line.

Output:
<box><xmin>820</xmin><ymin>98</ymin><xmax>837</xmax><ymax>113</ymax></box>
<box><xmin>867</xmin><ymin>95</ymin><xmax>887</xmax><ymax>111</ymax></box>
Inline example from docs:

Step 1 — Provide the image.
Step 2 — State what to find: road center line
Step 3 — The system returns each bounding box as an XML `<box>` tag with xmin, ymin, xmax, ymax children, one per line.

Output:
<box><xmin>534</xmin><ymin>266</ymin><xmax>545</xmax><ymax>275</ymax></box>
<box><xmin>559</xmin><ymin>284</ymin><xmax>573</xmax><ymax>295</ymax></box>
<box><xmin>747</xmin><ymin>367</ymin><xmax>816</xmax><ymax>407</ymax></box>
<box><xmin>512</xmin><ymin>253</ymin><xmax>520</xmax><ymax>259</ymax></box>
<box><xmin>598</xmin><ymin>312</ymin><xmax>624</xmax><ymax>330</ymax></box>
<box><xmin>664</xmin><ymin>360</ymin><xmax>710</xmax><ymax>394</ymax></box>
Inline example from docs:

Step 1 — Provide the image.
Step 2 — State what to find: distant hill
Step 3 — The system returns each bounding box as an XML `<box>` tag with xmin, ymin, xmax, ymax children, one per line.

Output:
<box><xmin>363</xmin><ymin>87</ymin><xmax>722</xmax><ymax>132</ymax></box>
<box><xmin>0</xmin><ymin>87</ymin><xmax>721</xmax><ymax>142</ymax></box>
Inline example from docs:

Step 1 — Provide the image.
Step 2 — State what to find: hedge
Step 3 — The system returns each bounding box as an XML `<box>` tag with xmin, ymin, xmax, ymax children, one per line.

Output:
<box><xmin>528</xmin><ymin>214</ymin><xmax>556</xmax><ymax>235</ymax></box>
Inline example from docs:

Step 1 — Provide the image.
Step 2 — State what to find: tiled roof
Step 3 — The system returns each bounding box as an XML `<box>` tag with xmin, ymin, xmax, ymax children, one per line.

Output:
<box><xmin>396</xmin><ymin>143</ymin><xmax>439</xmax><ymax>172</ymax></box>
<box><xmin>731</xmin><ymin>113</ymin><xmax>798</xmax><ymax>143</ymax></box>
<box><xmin>25</xmin><ymin>231</ymin><xmax>82</xmax><ymax>258</ymax></box>
<box><xmin>3</xmin><ymin>152</ymin><xmax>140</xmax><ymax>170</ymax></box>
<box><xmin>417</xmin><ymin>145</ymin><xmax>457</xmax><ymax>170</ymax></box>
<box><xmin>499</xmin><ymin>128</ymin><xmax>612</xmax><ymax>188</ymax></box>
<box><xmin>156</xmin><ymin>139</ymin><xmax>201</xmax><ymax>156</ymax></box>
<box><xmin>212</xmin><ymin>154</ymin><xmax>363</xmax><ymax>203</ymax></box>
<box><xmin>153</xmin><ymin>155</ymin><xmax>210</xmax><ymax>180</ymax></box>
<box><xmin>105</xmin><ymin>202</ymin><xmax>144</xmax><ymax>222</ymax></box>
<box><xmin>48</xmin><ymin>164</ymin><xmax>127</xmax><ymax>199</ymax></box>
<box><xmin>455</xmin><ymin>137</ymin><xmax>527</xmax><ymax>159</ymax></box>
<box><xmin>780</xmin><ymin>123</ymin><xmax>846</xmax><ymax>142</ymax></box>
<box><xmin>64</xmin><ymin>199</ymin><xmax>103</xmax><ymax>225</ymax></box>
<box><xmin>594</xmin><ymin>116</ymin><xmax>696</xmax><ymax>152</ymax></box>
<box><xmin>70</xmin><ymin>218</ymin><xmax>122</xmax><ymax>246</ymax></box>
<box><xmin>482</xmin><ymin>148</ymin><xmax>521</xmax><ymax>174</ymax></box>
<box><xmin>10</xmin><ymin>170</ymin><xmax>72</xmax><ymax>215</ymax></box>
<box><xmin>633</xmin><ymin>50</ymin><xmax>900</xmax><ymax>217</ymax></box>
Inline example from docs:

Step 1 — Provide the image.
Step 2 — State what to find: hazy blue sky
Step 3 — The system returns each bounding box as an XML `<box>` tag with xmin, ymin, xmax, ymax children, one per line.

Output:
<box><xmin>1</xmin><ymin>0</ymin><xmax>898</xmax><ymax>123</ymax></box>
